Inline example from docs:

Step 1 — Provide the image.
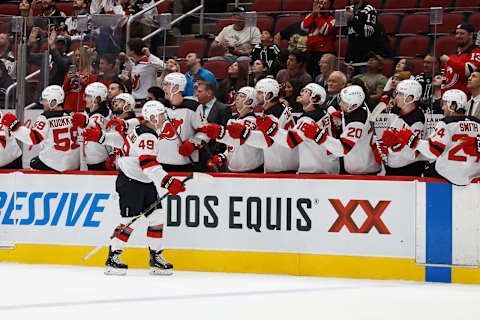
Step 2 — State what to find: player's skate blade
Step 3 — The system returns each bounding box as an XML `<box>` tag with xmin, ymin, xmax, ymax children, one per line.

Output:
<box><xmin>104</xmin><ymin>266</ymin><xmax>127</xmax><ymax>276</ymax></box>
<box><xmin>149</xmin><ymin>267</ymin><xmax>173</xmax><ymax>275</ymax></box>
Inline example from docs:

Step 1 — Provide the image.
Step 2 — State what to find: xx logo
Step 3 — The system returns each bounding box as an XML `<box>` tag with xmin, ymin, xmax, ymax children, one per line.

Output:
<box><xmin>159</xmin><ymin>118</ymin><xmax>184</xmax><ymax>140</ymax></box>
<box><xmin>328</xmin><ymin>199</ymin><xmax>391</xmax><ymax>234</ymax></box>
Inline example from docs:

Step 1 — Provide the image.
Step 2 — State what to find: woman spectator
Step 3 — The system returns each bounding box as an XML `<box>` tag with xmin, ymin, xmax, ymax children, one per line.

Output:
<box><xmin>157</xmin><ymin>58</ymin><xmax>181</xmax><ymax>87</ymax></box>
<box><xmin>216</xmin><ymin>61</ymin><xmax>248</xmax><ymax>106</ymax></box>
<box><xmin>315</xmin><ymin>53</ymin><xmax>336</xmax><ymax>88</ymax></box>
<box><xmin>249</xmin><ymin>59</ymin><xmax>268</xmax><ymax>87</ymax></box>
<box><xmin>383</xmin><ymin>58</ymin><xmax>415</xmax><ymax>93</ymax></box>
<box><xmin>301</xmin><ymin>0</ymin><xmax>336</xmax><ymax>78</ymax></box>
<box><xmin>279</xmin><ymin>80</ymin><xmax>303</xmax><ymax>113</ymax></box>
<box><xmin>63</xmin><ymin>46</ymin><xmax>98</xmax><ymax>112</ymax></box>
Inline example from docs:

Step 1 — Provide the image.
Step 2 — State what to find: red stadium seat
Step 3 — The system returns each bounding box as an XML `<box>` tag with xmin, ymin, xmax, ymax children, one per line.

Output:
<box><xmin>430</xmin><ymin>13</ymin><xmax>465</xmax><ymax>35</ymax></box>
<box><xmin>455</xmin><ymin>0</ymin><xmax>480</xmax><ymax>11</ymax></box>
<box><xmin>410</xmin><ymin>58</ymin><xmax>424</xmax><ymax>75</ymax></box>
<box><xmin>381</xmin><ymin>59</ymin><xmax>394</xmax><ymax>78</ymax></box>
<box><xmin>283</xmin><ymin>0</ymin><xmax>312</xmax><ymax>12</ymax></box>
<box><xmin>215</xmin><ymin>19</ymin><xmax>235</xmax><ymax>36</ymax></box>
<box><xmin>384</xmin><ymin>0</ymin><xmax>417</xmax><ymax>11</ymax></box>
<box><xmin>378</xmin><ymin>14</ymin><xmax>400</xmax><ymax>35</ymax></box>
<box><xmin>369</xmin><ymin>0</ymin><xmax>384</xmax><ymax>10</ymax></box>
<box><xmin>0</xmin><ymin>19</ymin><xmax>10</xmax><ymax>34</ymax></box>
<box><xmin>177</xmin><ymin>39</ymin><xmax>207</xmax><ymax>59</ymax></box>
<box><xmin>274</xmin><ymin>15</ymin><xmax>304</xmax><ymax>34</ymax></box>
<box><xmin>252</xmin><ymin>0</ymin><xmax>282</xmax><ymax>14</ymax></box>
<box><xmin>279</xmin><ymin>39</ymin><xmax>289</xmax><ymax>50</ymax></box>
<box><xmin>256</xmin><ymin>16</ymin><xmax>274</xmax><ymax>33</ymax></box>
<box><xmin>334</xmin><ymin>0</ymin><xmax>348</xmax><ymax>10</ymax></box>
<box><xmin>0</xmin><ymin>4</ymin><xmax>18</xmax><ymax>16</ymax></box>
<box><xmin>203</xmin><ymin>60</ymin><xmax>230</xmax><ymax>80</ymax></box>
<box><xmin>157</xmin><ymin>0</ymin><xmax>172</xmax><ymax>14</ymax></box>
<box><xmin>334</xmin><ymin>37</ymin><xmax>348</xmax><ymax>59</ymax></box>
<box><xmin>418</xmin><ymin>0</ymin><xmax>453</xmax><ymax>9</ymax></box>
<box><xmin>469</xmin><ymin>13</ymin><xmax>480</xmax><ymax>31</ymax></box>
<box><xmin>207</xmin><ymin>43</ymin><xmax>226</xmax><ymax>58</ymax></box>
<box><xmin>395</xmin><ymin>36</ymin><xmax>430</xmax><ymax>58</ymax></box>
<box><xmin>397</xmin><ymin>14</ymin><xmax>430</xmax><ymax>36</ymax></box>
<box><xmin>56</xmin><ymin>2</ymin><xmax>74</xmax><ymax>16</ymax></box>
<box><xmin>178</xmin><ymin>60</ymin><xmax>188</xmax><ymax>74</ymax></box>
<box><xmin>434</xmin><ymin>36</ymin><xmax>457</xmax><ymax>56</ymax></box>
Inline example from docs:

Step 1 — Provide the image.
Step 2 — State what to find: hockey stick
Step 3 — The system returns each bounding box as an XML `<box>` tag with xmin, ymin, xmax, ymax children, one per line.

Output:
<box><xmin>368</xmin><ymin>102</ymin><xmax>390</xmax><ymax>167</ymax></box>
<box><xmin>82</xmin><ymin>172</ymin><xmax>213</xmax><ymax>261</ymax></box>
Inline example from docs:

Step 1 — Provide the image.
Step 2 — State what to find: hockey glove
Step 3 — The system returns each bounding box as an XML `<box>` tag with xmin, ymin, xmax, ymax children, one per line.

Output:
<box><xmin>1</xmin><ymin>113</ymin><xmax>21</xmax><ymax>132</ymax></box>
<box><xmin>380</xmin><ymin>129</ymin><xmax>398</xmax><ymax>147</ymax></box>
<box><xmin>226</xmin><ymin>123</ymin><xmax>250</xmax><ymax>145</ymax></box>
<box><xmin>205</xmin><ymin>123</ymin><xmax>226</xmax><ymax>140</ymax></box>
<box><xmin>460</xmin><ymin>136</ymin><xmax>480</xmax><ymax>156</ymax></box>
<box><xmin>83</xmin><ymin>128</ymin><xmax>105</xmax><ymax>144</ymax></box>
<box><xmin>106</xmin><ymin>119</ymin><xmax>128</xmax><ymax>133</ymax></box>
<box><xmin>397</xmin><ymin>129</ymin><xmax>419</xmax><ymax>149</ymax></box>
<box><xmin>303</xmin><ymin>123</ymin><xmax>327</xmax><ymax>145</ymax></box>
<box><xmin>72</xmin><ymin>113</ymin><xmax>88</xmax><ymax>129</ymax></box>
<box><xmin>178</xmin><ymin>140</ymin><xmax>199</xmax><ymax>157</ymax></box>
<box><xmin>256</xmin><ymin>115</ymin><xmax>279</xmax><ymax>137</ymax></box>
<box><xmin>373</xmin><ymin>141</ymin><xmax>388</xmax><ymax>165</ymax></box>
<box><xmin>105</xmin><ymin>154</ymin><xmax>116</xmax><ymax>171</ymax></box>
<box><xmin>206</xmin><ymin>154</ymin><xmax>227</xmax><ymax>172</ymax></box>
<box><xmin>161</xmin><ymin>175</ymin><xmax>186</xmax><ymax>195</ymax></box>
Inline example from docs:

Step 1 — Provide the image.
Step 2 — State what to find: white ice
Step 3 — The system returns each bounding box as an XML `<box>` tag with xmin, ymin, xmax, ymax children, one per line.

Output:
<box><xmin>1</xmin><ymin>263</ymin><xmax>480</xmax><ymax>320</ymax></box>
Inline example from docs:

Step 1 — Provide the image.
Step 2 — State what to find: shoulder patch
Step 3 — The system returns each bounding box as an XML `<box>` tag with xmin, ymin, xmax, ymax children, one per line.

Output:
<box><xmin>135</xmin><ymin>124</ymin><xmax>158</xmax><ymax>138</ymax></box>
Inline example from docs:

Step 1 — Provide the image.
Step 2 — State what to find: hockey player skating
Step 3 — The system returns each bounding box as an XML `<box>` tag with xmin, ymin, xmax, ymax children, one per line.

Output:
<box><xmin>302</xmin><ymin>85</ymin><xmax>380</xmax><ymax>175</ymax></box>
<box><xmin>72</xmin><ymin>82</ymin><xmax>113</xmax><ymax>170</ymax></box>
<box><xmin>0</xmin><ymin>111</ymin><xmax>22</xmax><ymax>169</ymax></box>
<box><xmin>381</xmin><ymin>89</ymin><xmax>480</xmax><ymax>185</ymax></box>
<box><xmin>1</xmin><ymin>85</ymin><xmax>80</xmax><ymax>171</ymax></box>
<box><xmin>201</xmin><ymin>86</ymin><xmax>264</xmax><ymax>173</ymax></box>
<box><xmin>83</xmin><ymin>100</ymin><xmax>186</xmax><ymax>275</ymax></box>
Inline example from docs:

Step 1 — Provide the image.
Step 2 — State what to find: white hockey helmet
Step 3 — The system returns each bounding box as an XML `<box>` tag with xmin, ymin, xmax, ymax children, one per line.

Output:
<box><xmin>236</xmin><ymin>86</ymin><xmax>257</xmax><ymax>112</ymax></box>
<box><xmin>442</xmin><ymin>89</ymin><xmax>468</xmax><ymax>112</ymax></box>
<box><xmin>84</xmin><ymin>82</ymin><xmax>108</xmax><ymax>103</ymax></box>
<box><xmin>340</xmin><ymin>85</ymin><xmax>365</xmax><ymax>112</ymax></box>
<box><xmin>41</xmin><ymin>85</ymin><xmax>65</xmax><ymax>108</ymax></box>
<box><xmin>302</xmin><ymin>83</ymin><xmax>327</xmax><ymax>105</ymax></box>
<box><xmin>395</xmin><ymin>79</ymin><xmax>422</xmax><ymax>104</ymax></box>
<box><xmin>142</xmin><ymin>100</ymin><xmax>166</xmax><ymax>124</ymax></box>
<box><xmin>112</xmin><ymin>93</ymin><xmax>135</xmax><ymax>112</ymax></box>
<box><xmin>163</xmin><ymin>72</ymin><xmax>187</xmax><ymax>96</ymax></box>
<box><xmin>255</xmin><ymin>78</ymin><xmax>279</xmax><ymax>105</ymax></box>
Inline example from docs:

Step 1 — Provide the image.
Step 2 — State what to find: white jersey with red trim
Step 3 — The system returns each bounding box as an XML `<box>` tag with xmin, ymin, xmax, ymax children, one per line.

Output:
<box><xmin>245</xmin><ymin>102</ymin><xmax>299</xmax><ymax>173</ymax></box>
<box><xmin>12</xmin><ymin>110</ymin><xmax>80</xmax><ymax>171</ymax></box>
<box><xmin>115</xmin><ymin>125</ymin><xmax>168</xmax><ymax>191</ymax></box>
<box><xmin>82</xmin><ymin>105</ymin><xmax>112</xmax><ymax>165</ymax></box>
<box><xmin>0</xmin><ymin>120</ymin><xmax>22</xmax><ymax>167</ymax></box>
<box><xmin>217</xmin><ymin>113</ymin><xmax>263</xmax><ymax>172</ymax></box>
<box><xmin>385</xmin><ymin>106</ymin><xmax>425</xmax><ymax>168</ymax></box>
<box><xmin>415</xmin><ymin>115</ymin><xmax>480</xmax><ymax>185</ymax></box>
<box><xmin>128</xmin><ymin>55</ymin><xmax>165</xmax><ymax>100</ymax></box>
<box><xmin>273</xmin><ymin>109</ymin><xmax>339</xmax><ymax>174</ymax></box>
<box><xmin>323</xmin><ymin>107</ymin><xmax>380</xmax><ymax>174</ymax></box>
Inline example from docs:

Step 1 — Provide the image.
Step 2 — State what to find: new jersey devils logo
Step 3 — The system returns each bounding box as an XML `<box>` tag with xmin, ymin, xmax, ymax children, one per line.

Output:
<box><xmin>132</xmin><ymin>74</ymin><xmax>141</xmax><ymax>90</ymax></box>
<box><xmin>159</xmin><ymin>118</ymin><xmax>183</xmax><ymax>140</ymax></box>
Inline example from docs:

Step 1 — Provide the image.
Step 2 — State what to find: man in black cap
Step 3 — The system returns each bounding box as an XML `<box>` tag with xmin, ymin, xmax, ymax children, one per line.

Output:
<box><xmin>440</xmin><ymin>23</ymin><xmax>480</xmax><ymax>96</ymax></box>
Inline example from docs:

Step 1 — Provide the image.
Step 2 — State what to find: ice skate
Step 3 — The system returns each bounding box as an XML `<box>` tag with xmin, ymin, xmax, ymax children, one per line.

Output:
<box><xmin>149</xmin><ymin>248</ymin><xmax>173</xmax><ymax>275</ymax></box>
<box><xmin>104</xmin><ymin>246</ymin><xmax>128</xmax><ymax>276</ymax></box>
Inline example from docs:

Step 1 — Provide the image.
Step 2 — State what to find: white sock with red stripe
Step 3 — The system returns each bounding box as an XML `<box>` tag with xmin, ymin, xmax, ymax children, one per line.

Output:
<box><xmin>146</xmin><ymin>209</ymin><xmax>164</xmax><ymax>251</ymax></box>
<box><xmin>110</xmin><ymin>218</ymin><xmax>134</xmax><ymax>252</ymax></box>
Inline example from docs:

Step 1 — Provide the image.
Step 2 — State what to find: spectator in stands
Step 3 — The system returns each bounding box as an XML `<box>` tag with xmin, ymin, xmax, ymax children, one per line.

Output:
<box><xmin>210</xmin><ymin>7</ymin><xmax>261</xmax><ymax>64</ymax></box>
<box><xmin>383</xmin><ymin>58</ymin><xmax>415</xmax><ymax>93</ymax></box>
<box><xmin>324</xmin><ymin>71</ymin><xmax>347</xmax><ymax>110</ymax></box>
<box><xmin>146</xmin><ymin>86</ymin><xmax>165</xmax><ymax>101</ymax></box>
<box><xmin>97</xmin><ymin>53</ymin><xmax>123</xmax><ymax>87</ymax></box>
<box><xmin>349</xmin><ymin>52</ymin><xmax>387</xmax><ymax>103</ymax></box>
<box><xmin>216</xmin><ymin>62</ymin><xmax>248</xmax><ymax>106</ymax></box>
<box><xmin>63</xmin><ymin>46</ymin><xmax>98</xmax><ymax>111</ymax></box>
<box><xmin>18</xmin><ymin>0</ymin><xmax>35</xmax><ymax>19</ymax></box>
<box><xmin>39</xmin><ymin>0</ymin><xmax>67</xmax><ymax>30</ymax></box>
<box><xmin>301</xmin><ymin>0</ymin><xmax>336</xmax><ymax>78</ymax></box>
<box><xmin>345</xmin><ymin>0</ymin><xmax>378</xmax><ymax>74</ymax></box>
<box><xmin>90</xmin><ymin>0</ymin><xmax>124</xmax><ymax>14</ymax></box>
<box><xmin>273</xmin><ymin>20</ymin><xmax>308</xmax><ymax>53</ymax></box>
<box><xmin>276</xmin><ymin>50</ymin><xmax>312</xmax><ymax>88</ymax></box>
<box><xmin>158</xmin><ymin>58</ymin><xmax>181</xmax><ymax>87</ymax></box>
<box><xmin>64</xmin><ymin>0</ymin><xmax>90</xmax><ymax>42</ymax></box>
<box><xmin>250</xmin><ymin>30</ymin><xmax>280</xmax><ymax>70</ymax></box>
<box><xmin>466</xmin><ymin>71</ymin><xmax>480</xmax><ymax>118</ymax></box>
<box><xmin>0</xmin><ymin>34</ymin><xmax>16</xmax><ymax>80</ymax></box>
<box><xmin>183</xmin><ymin>52</ymin><xmax>216</xmax><ymax>97</ymax></box>
<box><xmin>441</xmin><ymin>23</ymin><xmax>480</xmax><ymax>96</ymax></box>
<box><xmin>249</xmin><ymin>59</ymin><xmax>268</xmax><ymax>87</ymax></box>
<box><xmin>315</xmin><ymin>53</ymin><xmax>336</xmax><ymax>88</ymax></box>
<box><xmin>415</xmin><ymin>54</ymin><xmax>440</xmax><ymax>111</ymax></box>
<box><xmin>107</xmin><ymin>81</ymin><xmax>126</xmax><ymax>107</ymax></box>
<box><xmin>278</xmin><ymin>80</ymin><xmax>303</xmax><ymax>113</ymax></box>
<box><xmin>0</xmin><ymin>60</ymin><xmax>14</xmax><ymax>108</ymax></box>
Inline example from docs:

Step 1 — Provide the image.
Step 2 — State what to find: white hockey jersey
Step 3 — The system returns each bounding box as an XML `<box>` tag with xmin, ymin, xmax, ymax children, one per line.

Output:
<box><xmin>81</xmin><ymin>105</ymin><xmax>112</xmax><ymax>165</ymax></box>
<box><xmin>273</xmin><ymin>109</ymin><xmax>339</xmax><ymax>174</ymax></box>
<box><xmin>127</xmin><ymin>54</ymin><xmax>165</xmax><ymax>100</ymax></box>
<box><xmin>217</xmin><ymin>113</ymin><xmax>263</xmax><ymax>172</ymax></box>
<box><xmin>415</xmin><ymin>115</ymin><xmax>480</xmax><ymax>186</ymax></box>
<box><xmin>12</xmin><ymin>110</ymin><xmax>80</xmax><ymax>171</ymax></box>
<box><xmin>386</xmin><ymin>106</ymin><xmax>425</xmax><ymax>168</ymax></box>
<box><xmin>244</xmin><ymin>102</ymin><xmax>299</xmax><ymax>173</ymax></box>
<box><xmin>0</xmin><ymin>119</ymin><xmax>22</xmax><ymax>168</ymax></box>
<box><xmin>323</xmin><ymin>107</ymin><xmax>380</xmax><ymax>174</ymax></box>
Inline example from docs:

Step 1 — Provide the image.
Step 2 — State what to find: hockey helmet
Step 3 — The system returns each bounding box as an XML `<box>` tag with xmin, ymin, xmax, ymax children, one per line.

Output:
<box><xmin>112</xmin><ymin>93</ymin><xmax>135</xmax><ymax>112</ymax></box>
<box><xmin>41</xmin><ymin>85</ymin><xmax>65</xmax><ymax>109</ymax></box>
<box><xmin>302</xmin><ymin>83</ymin><xmax>327</xmax><ymax>105</ymax></box>
<box><xmin>442</xmin><ymin>89</ymin><xmax>468</xmax><ymax>112</ymax></box>
<box><xmin>163</xmin><ymin>72</ymin><xmax>187</xmax><ymax>96</ymax></box>
<box><xmin>255</xmin><ymin>78</ymin><xmax>279</xmax><ymax>105</ymax></box>
<box><xmin>340</xmin><ymin>85</ymin><xmax>365</xmax><ymax>113</ymax></box>
<box><xmin>85</xmin><ymin>82</ymin><xmax>108</xmax><ymax>103</ymax></box>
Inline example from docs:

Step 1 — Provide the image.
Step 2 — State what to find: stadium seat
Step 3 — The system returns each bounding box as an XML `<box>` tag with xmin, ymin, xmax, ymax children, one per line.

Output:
<box><xmin>395</xmin><ymin>36</ymin><xmax>430</xmax><ymax>58</ymax></box>
<box><xmin>177</xmin><ymin>39</ymin><xmax>207</xmax><ymax>59</ymax></box>
<box><xmin>397</xmin><ymin>14</ymin><xmax>430</xmax><ymax>37</ymax></box>
<box><xmin>418</xmin><ymin>0</ymin><xmax>453</xmax><ymax>9</ymax></box>
<box><xmin>274</xmin><ymin>15</ymin><xmax>304</xmax><ymax>34</ymax></box>
<box><xmin>334</xmin><ymin>37</ymin><xmax>348</xmax><ymax>59</ymax></box>
<box><xmin>334</xmin><ymin>0</ymin><xmax>348</xmax><ymax>10</ymax></box>
<box><xmin>256</xmin><ymin>16</ymin><xmax>274</xmax><ymax>33</ymax></box>
<box><xmin>430</xmin><ymin>13</ymin><xmax>465</xmax><ymax>35</ymax></box>
<box><xmin>279</xmin><ymin>39</ymin><xmax>289</xmax><ymax>50</ymax></box>
<box><xmin>378</xmin><ymin>14</ymin><xmax>400</xmax><ymax>35</ymax></box>
<box><xmin>381</xmin><ymin>59</ymin><xmax>394</xmax><ymax>78</ymax></box>
<box><xmin>455</xmin><ymin>0</ymin><xmax>480</xmax><ymax>11</ymax></box>
<box><xmin>56</xmin><ymin>2</ymin><xmax>74</xmax><ymax>16</ymax></box>
<box><xmin>283</xmin><ymin>0</ymin><xmax>312</xmax><ymax>12</ymax></box>
<box><xmin>384</xmin><ymin>0</ymin><xmax>417</xmax><ymax>11</ymax></box>
<box><xmin>434</xmin><ymin>36</ymin><xmax>457</xmax><ymax>56</ymax></box>
<box><xmin>0</xmin><ymin>4</ymin><xmax>18</xmax><ymax>16</ymax></box>
<box><xmin>203</xmin><ymin>60</ymin><xmax>230</xmax><ymax>80</ymax></box>
<box><xmin>157</xmin><ymin>0</ymin><xmax>172</xmax><ymax>14</ymax></box>
<box><xmin>410</xmin><ymin>58</ymin><xmax>424</xmax><ymax>75</ymax></box>
<box><xmin>215</xmin><ymin>19</ymin><xmax>234</xmax><ymax>36</ymax></box>
<box><xmin>469</xmin><ymin>13</ymin><xmax>480</xmax><ymax>30</ymax></box>
<box><xmin>252</xmin><ymin>0</ymin><xmax>282</xmax><ymax>14</ymax></box>
<box><xmin>369</xmin><ymin>0</ymin><xmax>384</xmax><ymax>10</ymax></box>
<box><xmin>207</xmin><ymin>44</ymin><xmax>225</xmax><ymax>58</ymax></box>
<box><xmin>178</xmin><ymin>60</ymin><xmax>188</xmax><ymax>74</ymax></box>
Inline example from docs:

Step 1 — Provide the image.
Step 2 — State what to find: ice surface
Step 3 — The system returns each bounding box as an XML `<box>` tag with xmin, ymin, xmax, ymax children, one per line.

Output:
<box><xmin>1</xmin><ymin>263</ymin><xmax>479</xmax><ymax>320</ymax></box>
